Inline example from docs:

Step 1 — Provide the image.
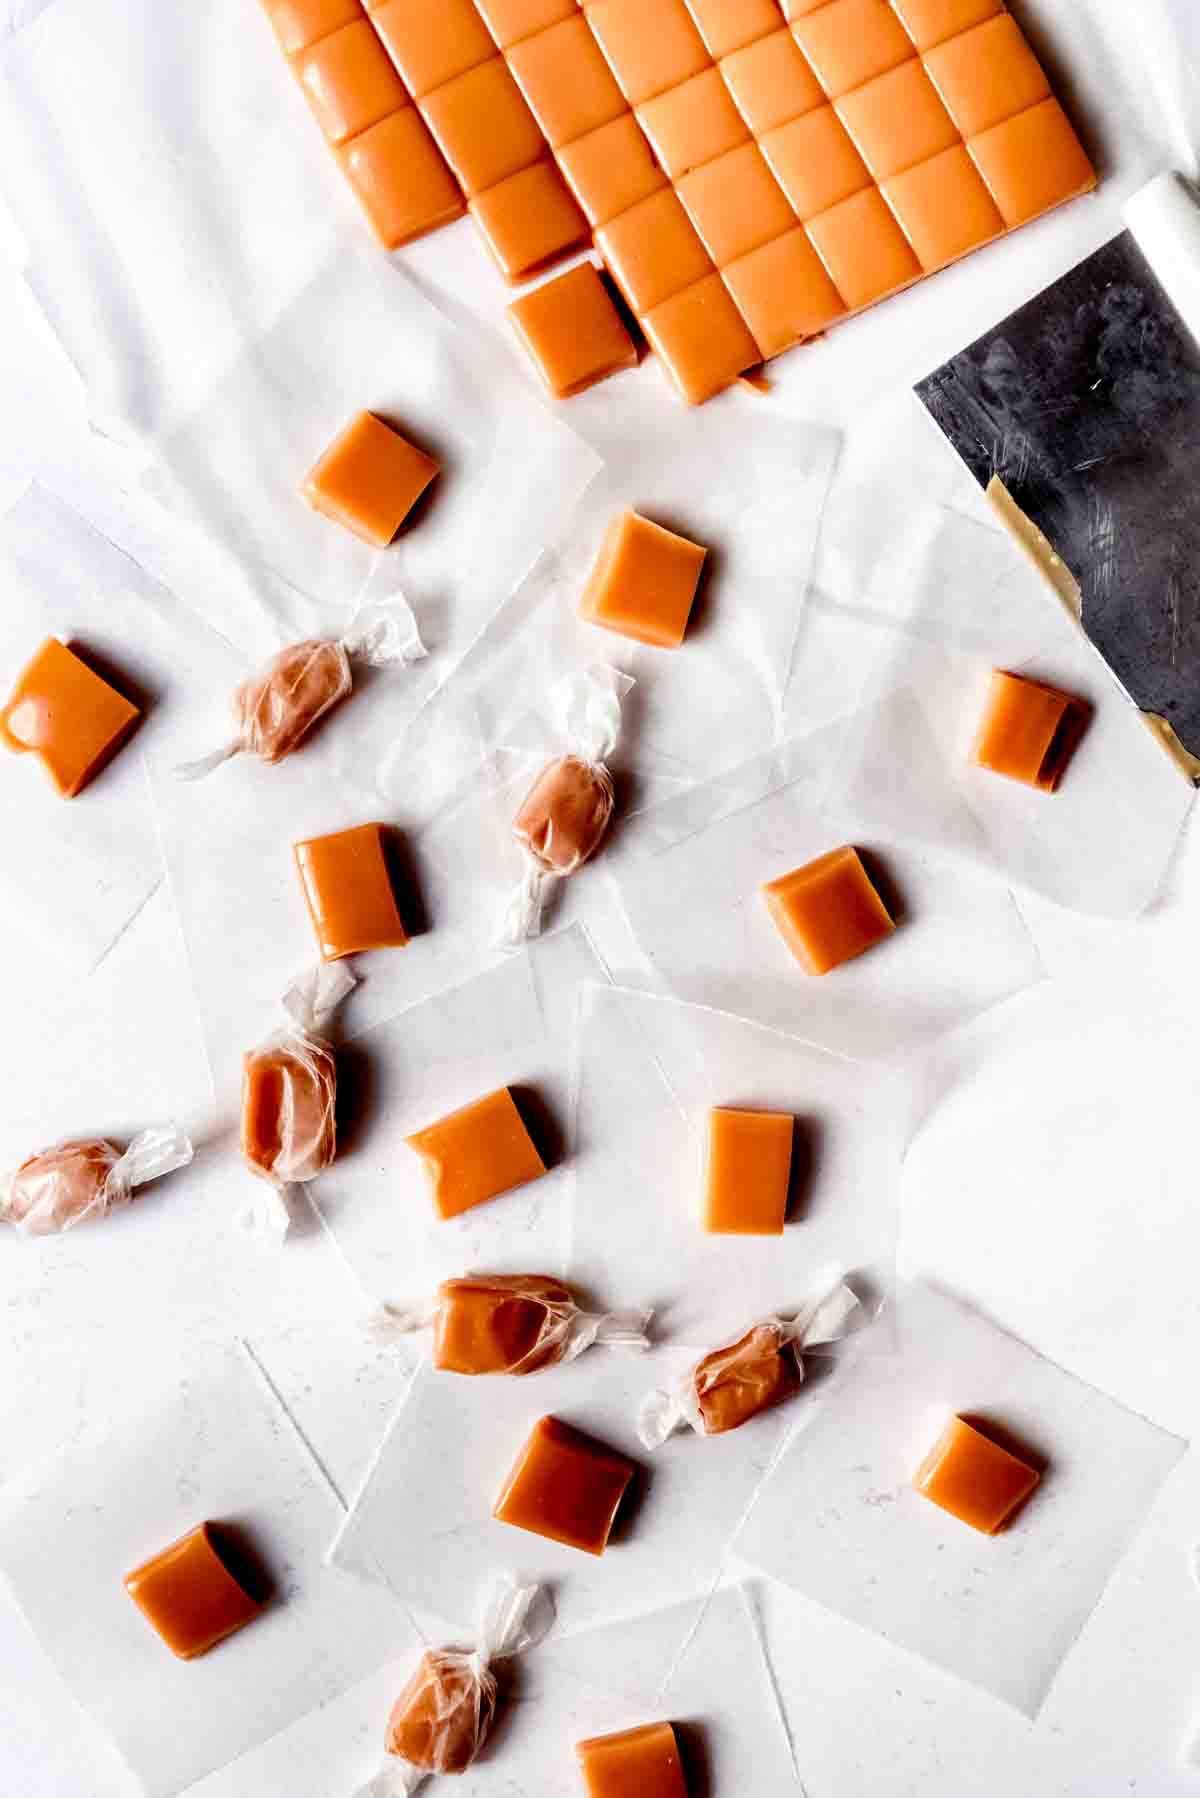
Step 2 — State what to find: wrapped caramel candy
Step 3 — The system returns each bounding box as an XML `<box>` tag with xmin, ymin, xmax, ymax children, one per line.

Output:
<box><xmin>1</xmin><ymin>1126</ymin><xmax>193</xmax><ymax>1237</ymax></box>
<box><xmin>499</xmin><ymin>664</ymin><xmax>632</xmax><ymax>948</ymax></box>
<box><xmin>638</xmin><ymin>1278</ymin><xmax>861</xmax><ymax>1447</ymax></box>
<box><xmin>177</xmin><ymin>591</ymin><xmax>426</xmax><ymax>778</ymax></box>
<box><xmin>354</xmin><ymin>1575</ymin><xmax>552</xmax><ymax>1795</ymax></box>
<box><xmin>239</xmin><ymin>963</ymin><xmax>355</xmax><ymax>1237</ymax></box>
<box><xmin>371</xmin><ymin>1273</ymin><xmax>651</xmax><ymax>1374</ymax></box>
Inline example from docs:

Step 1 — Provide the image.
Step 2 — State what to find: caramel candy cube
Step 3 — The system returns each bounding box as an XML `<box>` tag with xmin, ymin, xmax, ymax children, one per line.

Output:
<box><xmin>508</xmin><ymin>264</ymin><xmax>637</xmax><ymax>401</ymax></box>
<box><xmin>970</xmin><ymin>669</ymin><xmax>1087</xmax><ymax>792</ymax></box>
<box><xmin>887</xmin><ymin>0</ymin><xmax>1001</xmax><ymax>51</ymax></box>
<box><xmin>294</xmin><ymin>821</ymin><xmax>408</xmax><ymax>960</ymax></box>
<box><xmin>693</xmin><ymin>1321</ymin><xmax>798</xmax><ymax>1433</ymax></box>
<box><xmin>883</xmin><ymin>144</ymin><xmax>1002</xmax><ymax>272</ymax></box>
<box><xmin>677</xmin><ymin>142</ymin><xmax>796</xmax><ymax>267</ymax></box>
<box><xmin>759</xmin><ymin>104</ymin><xmax>871</xmax><ymax>222</ymax></box>
<box><xmin>804</xmin><ymin>188</ymin><xmax>921</xmax><ymax>312</ymax></box>
<box><xmin>474</xmin><ymin>0</ymin><xmax>578</xmax><ymax>49</ymax></box>
<box><xmin>586</xmin><ymin>0</ymin><xmax>710</xmax><ymax>106</ymax></box>
<box><xmin>301</xmin><ymin>411</ymin><xmax>440</xmax><ymax>549</ymax></box>
<box><xmin>967</xmin><ymin>97</ymin><xmax>1096</xmax><ymax>230</ymax></box>
<box><xmin>789</xmin><ymin>0</ymin><xmax>914</xmax><ymax>100</ymax></box>
<box><xmin>1</xmin><ymin>637</ymin><xmax>139</xmax><ymax>799</ymax></box>
<box><xmin>577</xmin><ymin>1721</ymin><xmax>689</xmax><ymax>1798</ymax></box>
<box><xmin>923</xmin><ymin>13</ymin><xmax>1049</xmax><ymax>140</ymax></box>
<box><xmin>685</xmin><ymin>0</ymin><xmax>782</xmax><ymax>59</ymax></box>
<box><xmin>704</xmin><ymin>1107</ymin><xmax>792</xmax><ymax>1236</ymax></box>
<box><xmin>263</xmin><ymin>0</ymin><xmax>364</xmax><ymax>56</ymax></box>
<box><xmin>636</xmin><ymin>68</ymin><xmax>750</xmax><ymax>182</ymax></box>
<box><xmin>241</xmin><ymin>1036</ymin><xmax>338</xmax><ymax>1183</ymax></box>
<box><xmin>406</xmin><ymin>1086</ymin><xmax>546</xmax><ymax>1220</ymax></box>
<box><xmin>234</xmin><ymin>639</ymin><xmax>351</xmax><ymax>764</ymax></box>
<box><xmin>514</xmin><ymin>752</ymin><xmax>616</xmax><ymax>873</ymax></box>
<box><xmin>507</xmin><ymin>15</ymin><xmax>627</xmax><ymax>149</ymax></box>
<box><xmin>470</xmin><ymin>160</ymin><xmax>590</xmax><ymax>283</ymax></box>
<box><xmin>913</xmin><ymin>1415</ymin><xmax>1041</xmax><ymax>1534</ymax></box>
<box><xmin>580</xmin><ymin>510</ymin><xmax>707</xmax><ymax>649</ymax></box>
<box><xmin>420</xmin><ymin>57</ymin><xmax>545</xmax><ymax>198</ymax></box>
<box><xmin>293</xmin><ymin>19</ymin><xmax>408</xmax><ymax>144</ymax></box>
<box><xmin>596</xmin><ymin>188</ymin><xmax>714</xmax><ymax>317</ymax></box>
<box><xmin>368</xmin><ymin>0</ymin><xmax>494</xmax><ymax>99</ymax></box>
<box><xmin>559</xmin><ymin>115</ymin><xmax>669</xmax><ymax>230</ymax></box>
<box><xmin>763</xmin><ymin>845</ymin><xmax>895</xmax><ymax>977</ymax></box>
<box><xmin>434</xmin><ymin>1274</ymin><xmax>572</xmax><ymax>1374</ymax></box>
<box><xmin>493</xmin><ymin>1414</ymin><xmax>635</xmax><ymax>1555</ymax></box>
<box><xmin>124</xmin><ymin>1523</ymin><xmax>262</xmax><ymax>1660</ymax></box>
<box><xmin>338</xmin><ymin>108</ymin><xmax>466</xmax><ymax>250</ymax></box>
<box><xmin>642</xmin><ymin>273</ymin><xmax>762</xmax><ymax>405</ymax></box>
<box><xmin>721</xmin><ymin>228</ymin><xmax>846</xmax><ymax>358</ymax></box>
<box><xmin>720</xmin><ymin>28</ymin><xmax>824</xmax><ymax>136</ymax></box>
<box><xmin>386</xmin><ymin>1648</ymin><xmax>493</xmax><ymax>1773</ymax></box>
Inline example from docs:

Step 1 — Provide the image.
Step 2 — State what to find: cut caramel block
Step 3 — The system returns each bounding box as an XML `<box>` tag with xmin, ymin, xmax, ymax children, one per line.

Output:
<box><xmin>369</xmin><ymin>0</ymin><xmax>494</xmax><ymax>99</ymax></box>
<box><xmin>475</xmin><ymin>0</ymin><xmax>577</xmax><ymax>48</ymax></box>
<box><xmin>263</xmin><ymin>0</ymin><xmax>364</xmax><ymax>56</ymax></box>
<box><xmin>470</xmin><ymin>160</ymin><xmax>589</xmax><ymax>282</ymax></box>
<box><xmin>577</xmin><ymin>1721</ymin><xmax>689</xmax><ymax>1798</ymax></box>
<box><xmin>970</xmin><ymin>668</ymin><xmax>1088</xmax><ymax>792</ymax></box>
<box><xmin>913</xmin><ymin>1415</ymin><xmax>1040</xmax><ymax>1534</ymax></box>
<box><xmin>888</xmin><ymin>0</ymin><xmax>1001</xmax><ymax>51</ymax></box>
<box><xmin>636</xmin><ymin>67</ymin><xmax>749</xmax><ymax>181</ymax></box>
<box><xmin>722</xmin><ymin>227</ymin><xmax>846</xmax><ymax>357</ymax></box>
<box><xmin>882</xmin><ymin>143</ymin><xmax>1002</xmax><ymax>272</ymax></box>
<box><xmin>923</xmin><ymin>13</ymin><xmax>1049</xmax><ymax>140</ymax></box>
<box><xmin>337</xmin><ymin>107</ymin><xmax>465</xmax><ymax>250</ymax></box>
<box><xmin>507</xmin><ymin>14</ymin><xmax>627</xmax><ymax>148</ymax></box>
<box><xmin>684</xmin><ymin>0</ymin><xmax>781</xmax><ymax>59</ymax></box>
<box><xmin>293</xmin><ymin>821</ymin><xmax>409</xmax><ymax>960</ymax></box>
<box><xmin>301</xmin><ymin>410</ymin><xmax>440</xmax><ymax>547</ymax></box>
<box><xmin>762</xmin><ymin>845</ymin><xmax>895</xmax><ymax>976</ymax></box>
<box><xmin>790</xmin><ymin>0</ymin><xmax>914</xmax><ymax>100</ymax></box>
<box><xmin>835</xmin><ymin>58</ymin><xmax>958</xmax><ymax>183</ymax></box>
<box><xmin>967</xmin><ymin>96</ymin><xmax>1096</xmax><ymax>229</ymax></box>
<box><xmin>1</xmin><ymin>637</ymin><xmax>139</xmax><ymax>799</ymax></box>
<box><xmin>493</xmin><ymin>1414</ymin><xmax>635</xmax><ymax>1554</ymax></box>
<box><xmin>508</xmin><ymin>262</ymin><xmax>637</xmax><ymax>399</ymax></box>
<box><xmin>805</xmin><ymin>186</ymin><xmax>921</xmax><ymax>311</ymax></box>
<box><xmin>704</xmin><ymin>1107</ymin><xmax>793</xmax><ymax>1235</ymax></box>
<box><xmin>580</xmin><ymin>510</ymin><xmax>708</xmax><ymax>649</ymax></box>
<box><xmin>677</xmin><ymin>141</ymin><xmax>796</xmax><ymax>266</ymax></box>
<box><xmin>720</xmin><ymin>27</ymin><xmax>824</xmax><ymax>136</ymax></box>
<box><xmin>642</xmin><ymin>272</ymin><xmax>761</xmax><ymax>405</ymax></box>
<box><xmin>293</xmin><ymin>18</ymin><xmax>408</xmax><ymax>144</ymax></box>
<box><xmin>407</xmin><ymin>1086</ymin><xmax>546</xmax><ymax>1219</ymax></box>
<box><xmin>586</xmin><ymin>0</ymin><xmax>710</xmax><ymax>105</ymax></box>
<box><xmin>559</xmin><ymin>114</ymin><xmax>669</xmax><ymax>229</ymax></box>
<box><xmin>124</xmin><ymin>1524</ymin><xmax>262</xmax><ymax>1660</ymax></box>
<box><xmin>419</xmin><ymin>57</ymin><xmax>544</xmax><ymax>198</ymax></box>
<box><xmin>596</xmin><ymin>187</ymin><xmax>714</xmax><ymax>317</ymax></box>
<box><xmin>759</xmin><ymin>104</ymin><xmax>871</xmax><ymax>222</ymax></box>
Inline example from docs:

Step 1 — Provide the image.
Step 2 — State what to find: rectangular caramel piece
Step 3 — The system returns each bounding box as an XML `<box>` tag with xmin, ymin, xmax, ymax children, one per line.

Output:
<box><xmin>493</xmin><ymin>1414</ymin><xmax>635</xmax><ymax>1554</ymax></box>
<box><xmin>508</xmin><ymin>262</ymin><xmax>637</xmax><ymax>399</ymax></box>
<box><xmin>301</xmin><ymin>410</ymin><xmax>439</xmax><ymax>547</ymax></box>
<box><xmin>577</xmin><ymin>1721</ymin><xmax>689</xmax><ymax>1798</ymax></box>
<box><xmin>704</xmin><ymin>1106</ymin><xmax>792</xmax><ymax>1235</ymax></box>
<box><xmin>1</xmin><ymin>637</ymin><xmax>139</xmax><ymax>799</ymax></box>
<box><xmin>124</xmin><ymin>1523</ymin><xmax>262</xmax><ymax>1660</ymax></box>
<box><xmin>971</xmin><ymin>669</ymin><xmax>1088</xmax><ymax>792</ymax></box>
<box><xmin>406</xmin><ymin>1086</ymin><xmax>546</xmax><ymax>1219</ymax></box>
<box><xmin>913</xmin><ymin>1415</ymin><xmax>1040</xmax><ymax>1534</ymax></box>
<box><xmin>762</xmin><ymin>845</ymin><xmax>895</xmax><ymax>976</ymax></box>
<box><xmin>293</xmin><ymin>821</ymin><xmax>409</xmax><ymax>960</ymax></box>
<box><xmin>580</xmin><ymin>510</ymin><xmax>707</xmax><ymax>648</ymax></box>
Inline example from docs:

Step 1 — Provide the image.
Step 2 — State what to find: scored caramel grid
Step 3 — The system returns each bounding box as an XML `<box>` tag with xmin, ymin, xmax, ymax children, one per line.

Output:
<box><xmin>268</xmin><ymin>0</ymin><xmax>1095</xmax><ymax>404</ymax></box>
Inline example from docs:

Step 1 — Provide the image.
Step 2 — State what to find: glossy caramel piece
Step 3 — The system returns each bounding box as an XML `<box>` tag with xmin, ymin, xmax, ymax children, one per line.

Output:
<box><xmin>407</xmin><ymin>1087</ymin><xmax>546</xmax><ymax>1220</ymax></box>
<box><xmin>386</xmin><ymin>1648</ymin><xmax>492</xmax><ymax>1772</ymax></box>
<box><xmin>967</xmin><ymin>97</ymin><xmax>1096</xmax><ymax>230</ymax></box>
<box><xmin>586</xmin><ymin>0</ymin><xmax>710</xmax><ymax>105</ymax></box>
<box><xmin>301</xmin><ymin>411</ymin><xmax>440</xmax><ymax>548</ymax></box>
<box><xmin>263</xmin><ymin>0</ymin><xmax>363</xmax><ymax>56</ymax></box>
<box><xmin>337</xmin><ymin>106</ymin><xmax>465</xmax><ymax>249</ymax></box>
<box><xmin>642</xmin><ymin>273</ymin><xmax>762</xmax><ymax>405</ymax></box>
<box><xmin>636</xmin><ymin>68</ymin><xmax>749</xmax><ymax>182</ymax></box>
<box><xmin>234</xmin><ymin>639</ymin><xmax>350</xmax><ymax>764</ymax></box>
<box><xmin>596</xmin><ymin>188</ymin><xmax>714</xmax><ymax>317</ymax></box>
<box><xmin>508</xmin><ymin>265</ymin><xmax>637</xmax><ymax>400</ymax></box>
<box><xmin>4</xmin><ymin>1140</ymin><xmax>113</xmax><ymax>1232</ymax></box>
<box><xmin>241</xmin><ymin>1037</ymin><xmax>338</xmax><ymax>1183</ymax></box>
<box><xmin>558</xmin><ymin>114</ymin><xmax>668</xmax><ymax>230</ymax></box>
<box><xmin>493</xmin><ymin>1414</ymin><xmax>634</xmax><ymax>1554</ymax></box>
<box><xmin>693</xmin><ymin>1321</ymin><xmax>798</xmax><ymax>1433</ymax></box>
<box><xmin>470</xmin><ymin>161</ymin><xmax>590</xmax><ymax>282</ymax></box>
<box><xmin>720</xmin><ymin>28</ymin><xmax>824</xmax><ymax>136</ymax></box>
<box><xmin>888</xmin><ymin>0</ymin><xmax>1001</xmax><ymax>51</ymax></box>
<box><xmin>759</xmin><ymin>104</ymin><xmax>871</xmax><ymax>221</ymax></box>
<box><xmin>580</xmin><ymin>510</ymin><xmax>707</xmax><ymax>649</ymax></box>
<box><xmin>1</xmin><ymin>637</ymin><xmax>139</xmax><ymax>798</ymax></box>
<box><xmin>508</xmin><ymin>15</ymin><xmax>627</xmax><ymax>148</ymax></box>
<box><xmin>923</xmin><ymin>13</ymin><xmax>1049</xmax><ymax>140</ymax></box>
<box><xmin>434</xmin><ymin>1274</ymin><xmax>573</xmax><ymax>1374</ymax></box>
<box><xmin>913</xmin><ymin>1415</ymin><xmax>1040</xmax><ymax>1534</ymax></box>
<box><xmin>805</xmin><ymin>187</ymin><xmax>921</xmax><ymax>311</ymax></box>
<box><xmin>883</xmin><ymin>144</ymin><xmax>1003</xmax><ymax>271</ymax></box>
<box><xmin>577</xmin><ymin>1721</ymin><xmax>689</xmax><ymax>1798</ymax></box>
<box><xmin>294</xmin><ymin>822</ymin><xmax>408</xmax><ymax>960</ymax></box>
<box><xmin>722</xmin><ymin>228</ymin><xmax>846</xmax><ymax>356</ymax></box>
<box><xmin>369</xmin><ymin>0</ymin><xmax>494</xmax><ymax>98</ymax></box>
<box><xmin>420</xmin><ymin>57</ymin><xmax>545</xmax><ymax>198</ymax></box>
<box><xmin>293</xmin><ymin>18</ymin><xmax>408</xmax><ymax>144</ymax></box>
<box><xmin>677</xmin><ymin>142</ymin><xmax>796</xmax><ymax>267</ymax></box>
<box><xmin>835</xmin><ymin>58</ymin><xmax>958</xmax><ymax>182</ymax></box>
<box><xmin>684</xmin><ymin>0</ymin><xmax>781</xmax><ymax>58</ymax></box>
<box><xmin>704</xmin><ymin>1107</ymin><xmax>792</xmax><ymax>1236</ymax></box>
<box><xmin>970</xmin><ymin>669</ymin><xmax>1088</xmax><ymax>792</ymax></box>
<box><xmin>790</xmin><ymin>0</ymin><xmax>914</xmax><ymax>99</ymax></box>
<box><xmin>763</xmin><ymin>845</ymin><xmax>895</xmax><ymax>976</ymax></box>
<box><xmin>514</xmin><ymin>752</ymin><xmax>616</xmax><ymax>872</ymax></box>
<box><xmin>475</xmin><ymin>0</ymin><xmax>578</xmax><ymax>49</ymax></box>
<box><xmin>124</xmin><ymin>1524</ymin><xmax>262</xmax><ymax>1660</ymax></box>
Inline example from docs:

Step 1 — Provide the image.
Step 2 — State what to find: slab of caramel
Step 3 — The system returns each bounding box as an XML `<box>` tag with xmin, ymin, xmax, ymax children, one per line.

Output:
<box><xmin>580</xmin><ymin>510</ymin><xmax>707</xmax><ymax>648</ymax></box>
<box><xmin>577</xmin><ymin>1721</ymin><xmax>689</xmax><ymax>1798</ymax></box>
<box><xmin>301</xmin><ymin>410</ymin><xmax>439</xmax><ymax>548</ymax></box>
<box><xmin>970</xmin><ymin>669</ymin><xmax>1088</xmax><ymax>792</ymax></box>
<box><xmin>762</xmin><ymin>845</ymin><xmax>895</xmax><ymax>977</ymax></box>
<box><xmin>513</xmin><ymin>751</ymin><xmax>616</xmax><ymax>871</ymax></box>
<box><xmin>508</xmin><ymin>263</ymin><xmax>637</xmax><ymax>399</ymax></box>
<box><xmin>124</xmin><ymin>1523</ymin><xmax>262</xmax><ymax>1660</ymax></box>
<box><xmin>434</xmin><ymin>1274</ymin><xmax>572</xmax><ymax>1373</ymax></box>
<box><xmin>693</xmin><ymin>1320</ymin><xmax>798</xmax><ymax>1433</ymax></box>
<box><xmin>470</xmin><ymin>159</ymin><xmax>589</xmax><ymax>282</ymax></box>
<box><xmin>293</xmin><ymin>17</ymin><xmax>408</xmax><ymax>143</ymax></box>
<box><xmin>1</xmin><ymin>637</ymin><xmax>139</xmax><ymax>799</ymax></box>
<box><xmin>294</xmin><ymin>821</ymin><xmax>408</xmax><ymax>960</ymax></box>
<box><xmin>241</xmin><ymin>1036</ymin><xmax>338</xmax><ymax>1183</ymax></box>
<box><xmin>704</xmin><ymin>1107</ymin><xmax>792</xmax><ymax>1235</ymax></box>
<box><xmin>386</xmin><ymin>1647</ymin><xmax>492</xmax><ymax>1772</ymax></box>
<box><xmin>406</xmin><ymin>1086</ymin><xmax>546</xmax><ymax>1220</ymax></box>
<box><xmin>493</xmin><ymin>1414</ymin><xmax>634</xmax><ymax>1554</ymax></box>
<box><xmin>913</xmin><ymin>1415</ymin><xmax>1040</xmax><ymax>1534</ymax></box>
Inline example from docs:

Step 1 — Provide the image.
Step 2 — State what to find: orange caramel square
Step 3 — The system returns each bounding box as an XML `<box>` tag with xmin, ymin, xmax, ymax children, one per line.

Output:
<box><xmin>722</xmin><ymin>227</ymin><xmax>846</xmax><ymax>356</ymax></box>
<box><xmin>759</xmin><ymin>105</ymin><xmax>871</xmax><ymax>222</ymax></box>
<box><xmin>704</xmin><ymin>1106</ymin><xmax>793</xmax><ymax>1235</ymax></box>
<box><xmin>596</xmin><ymin>187</ymin><xmax>714</xmax><ymax>315</ymax></box>
<box><xmin>888</xmin><ymin>0</ymin><xmax>1001</xmax><ymax>51</ymax></box>
<box><xmin>913</xmin><ymin>1415</ymin><xmax>1041</xmax><ymax>1534</ymax></box>
<box><xmin>883</xmin><ymin>143</ymin><xmax>1002</xmax><ymax>270</ymax></box>
<box><xmin>967</xmin><ymin>96</ymin><xmax>1096</xmax><ymax>228</ymax></box>
<box><xmin>508</xmin><ymin>15</ymin><xmax>627</xmax><ymax>147</ymax></box>
<box><xmin>643</xmin><ymin>273</ymin><xmax>762</xmax><ymax>404</ymax></box>
<box><xmin>580</xmin><ymin>510</ymin><xmax>708</xmax><ymax>648</ymax></box>
<box><xmin>924</xmin><ymin>13</ymin><xmax>1049</xmax><ymax>140</ymax></box>
<box><xmin>805</xmin><ymin>186</ymin><xmax>921</xmax><ymax>310</ymax></box>
<box><xmin>337</xmin><ymin>107</ymin><xmax>464</xmax><ymax>249</ymax></box>
<box><xmin>559</xmin><ymin>114</ymin><xmax>669</xmax><ymax>228</ymax></box>
<box><xmin>293</xmin><ymin>821</ymin><xmax>409</xmax><ymax>960</ymax></box>
<box><xmin>301</xmin><ymin>410</ymin><xmax>439</xmax><ymax>548</ymax></box>
<box><xmin>369</xmin><ymin>0</ymin><xmax>494</xmax><ymax>98</ymax></box>
<box><xmin>124</xmin><ymin>1524</ymin><xmax>262</xmax><ymax>1660</ymax></box>
<box><xmin>471</xmin><ymin>160</ymin><xmax>589</xmax><ymax>281</ymax></box>
<box><xmin>677</xmin><ymin>141</ymin><xmax>797</xmax><ymax>266</ymax></box>
<box><xmin>475</xmin><ymin>0</ymin><xmax>578</xmax><ymax>47</ymax></box>
<box><xmin>493</xmin><ymin>1414</ymin><xmax>635</xmax><ymax>1554</ymax></box>
<box><xmin>720</xmin><ymin>28</ymin><xmax>825</xmax><ymax>136</ymax></box>
<box><xmin>835</xmin><ymin>58</ymin><xmax>959</xmax><ymax>182</ymax></box>
<box><xmin>419</xmin><ymin>57</ymin><xmax>544</xmax><ymax>197</ymax></box>
<box><xmin>263</xmin><ymin>0</ymin><xmax>363</xmax><ymax>56</ymax></box>
<box><xmin>685</xmin><ymin>0</ymin><xmax>782</xmax><ymax>58</ymax></box>
<box><xmin>0</xmin><ymin>637</ymin><xmax>139</xmax><ymax>799</ymax></box>
<box><xmin>586</xmin><ymin>0</ymin><xmax>711</xmax><ymax>104</ymax></box>
<box><xmin>293</xmin><ymin>18</ymin><xmax>408</xmax><ymax>144</ymax></box>
<box><xmin>577</xmin><ymin>1722</ymin><xmax>689</xmax><ymax>1798</ymax></box>
<box><xmin>406</xmin><ymin>1086</ymin><xmax>546</xmax><ymax>1219</ymax></box>
<box><xmin>970</xmin><ymin>668</ymin><xmax>1088</xmax><ymax>792</ymax></box>
<box><xmin>791</xmin><ymin>0</ymin><xmax>915</xmax><ymax>100</ymax></box>
<box><xmin>637</xmin><ymin>68</ymin><xmax>750</xmax><ymax>182</ymax></box>
<box><xmin>508</xmin><ymin>262</ymin><xmax>637</xmax><ymax>399</ymax></box>
<box><xmin>762</xmin><ymin>845</ymin><xmax>895</xmax><ymax>976</ymax></box>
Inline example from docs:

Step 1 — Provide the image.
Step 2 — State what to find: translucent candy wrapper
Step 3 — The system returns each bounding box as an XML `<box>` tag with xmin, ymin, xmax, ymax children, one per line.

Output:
<box><xmin>177</xmin><ymin>592</ymin><xmax>427</xmax><ymax>780</ymax></box>
<box><xmin>356</xmin><ymin>1575</ymin><xmax>553</xmax><ymax>1796</ymax></box>
<box><xmin>733</xmin><ymin>1283</ymin><xmax>1187</xmax><ymax>1719</ymax></box>
<box><xmin>499</xmin><ymin>666</ymin><xmax>630</xmax><ymax>948</ymax></box>
<box><xmin>240</xmin><ymin>963</ymin><xmax>355</xmax><ymax>1240</ymax></box>
<box><xmin>639</xmin><ymin>1278</ymin><xmax>862</xmax><ymax>1448</ymax></box>
<box><xmin>371</xmin><ymin>1274</ymin><xmax>651</xmax><ymax>1376</ymax></box>
<box><xmin>1</xmin><ymin>1124</ymin><xmax>193</xmax><ymax>1237</ymax></box>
